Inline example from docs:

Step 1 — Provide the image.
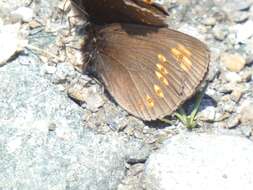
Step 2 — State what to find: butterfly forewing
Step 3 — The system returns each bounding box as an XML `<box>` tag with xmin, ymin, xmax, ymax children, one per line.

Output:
<box><xmin>92</xmin><ymin>23</ymin><xmax>209</xmax><ymax>120</ymax></box>
<box><xmin>71</xmin><ymin>0</ymin><xmax>168</xmax><ymax>26</ymax></box>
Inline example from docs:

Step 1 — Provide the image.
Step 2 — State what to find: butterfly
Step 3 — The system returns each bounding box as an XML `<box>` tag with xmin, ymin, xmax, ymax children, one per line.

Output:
<box><xmin>70</xmin><ymin>0</ymin><xmax>210</xmax><ymax>121</ymax></box>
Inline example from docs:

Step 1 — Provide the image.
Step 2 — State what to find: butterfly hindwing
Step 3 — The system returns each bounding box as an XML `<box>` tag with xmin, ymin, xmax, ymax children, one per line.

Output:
<box><xmin>93</xmin><ymin>23</ymin><xmax>209</xmax><ymax>120</ymax></box>
<box><xmin>71</xmin><ymin>0</ymin><xmax>210</xmax><ymax>120</ymax></box>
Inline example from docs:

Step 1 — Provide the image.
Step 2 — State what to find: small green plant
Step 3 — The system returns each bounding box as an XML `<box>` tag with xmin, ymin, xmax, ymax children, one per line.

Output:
<box><xmin>161</xmin><ymin>83</ymin><xmax>208</xmax><ymax>129</ymax></box>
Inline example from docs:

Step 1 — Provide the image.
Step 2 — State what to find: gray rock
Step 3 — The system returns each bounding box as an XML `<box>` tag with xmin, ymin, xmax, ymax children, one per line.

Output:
<box><xmin>197</xmin><ymin>106</ymin><xmax>217</xmax><ymax>122</ymax></box>
<box><xmin>143</xmin><ymin>133</ymin><xmax>253</xmax><ymax>190</ymax></box>
<box><xmin>0</xmin><ymin>62</ymin><xmax>150</xmax><ymax>190</ymax></box>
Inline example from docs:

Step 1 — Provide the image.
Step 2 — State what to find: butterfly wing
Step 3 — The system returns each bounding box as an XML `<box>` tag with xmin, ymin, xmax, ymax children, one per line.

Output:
<box><xmin>90</xmin><ymin>23</ymin><xmax>209</xmax><ymax>121</ymax></box>
<box><xmin>71</xmin><ymin>0</ymin><xmax>168</xmax><ymax>26</ymax></box>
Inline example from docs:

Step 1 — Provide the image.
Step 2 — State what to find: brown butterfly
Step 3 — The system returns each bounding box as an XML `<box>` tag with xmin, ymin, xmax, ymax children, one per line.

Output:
<box><xmin>71</xmin><ymin>0</ymin><xmax>210</xmax><ymax>121</ymax></box>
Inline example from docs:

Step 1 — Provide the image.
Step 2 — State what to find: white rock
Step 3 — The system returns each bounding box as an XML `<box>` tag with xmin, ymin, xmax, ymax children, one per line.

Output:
<box><xmin>223</xmin><ymin>71</ymin><xmax>242</xmax><ymax>83</ymax></box>
<box><xmin>0</xmin><ymin>23</ymin><xmax>26</xmax><ymax>66</ymax></box>
<box><xmin>11</xmin><ymin>7</ymin><xmax>34</xmax><ymax>22</ymax></box>
<box><xmin>233</xmin><ymin>20</ymin><xmax>253</xmax><ymax>43</ymax></box>
<box><xmin>143</xmin><ymin>134</ymin><xmax>253</xmax><ymax>190</ymax></box>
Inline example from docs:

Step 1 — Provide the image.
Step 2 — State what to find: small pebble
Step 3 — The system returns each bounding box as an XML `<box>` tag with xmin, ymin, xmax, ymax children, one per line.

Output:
<box><xmin>213</xmin><ymin>25</ymin><xmax>228</xmax><ymax>41</ymax></box>
<box><xmin>239</xmin><ymin>101</ymin><xmax>253</xmax><ymax>125</ymax></box>
<box><xmin>231</xmin><ymin>89</ymin><xmax>243</xmax><ymax>102</ymax></box>
<box><xmin>48</xmin><ymin>123</ymin><xmax>57</xmax><ymax>131</ymax></box>
<box><xmin>220</xmin><ymin>53</ymin><xmax>246</xmax><ymax>72</ymax></box>
<box><xmin>197</xmin><ymin>106</ymin><xmax>216</xmax><ymax>122</ymax></box>
<box><xmin>240</xmin><ymin>126</ymin><xmax>252</xmax><ymax>137</ymax></box>
<box><xmin>68</xmin><ymin>83</ymin><xmax>88</xmax><ymax>102</ymax></box>
<box><xmin>44</xmin><ymin>64</ymin><xmax>57</xmax><ymax>74</ymax></box>
<box><xmin>82</xmin><ymin>86</ymin><xmax>105</xmax><ymax>112</ymax></box>
<box><xmin>222</xmin><ymin>71</ymin><xmax>242</xmax><ymax>83</ymax></box>
<box><xmin>222</xmin><ymin>100</ymin><xmax>236</xmax><ymax>113</ymax></box>
<box><xmin>29</xmin><ymin>19</ymin><xmax>42</xmax><ymax>29</ymax></box>
<box><xmin>202</xmin><ymin>17</ymin><xmax>216</xmax><ymax>26</ymax></box>
<box><xmin>53</xmin><ymin>63</ymin><xmax>76</xmax><ymax>83</ymax></box>
<box><xmin>225</xmin><ymin>115</ymin><xmax>240</xmax><ymax>129</ymax></box>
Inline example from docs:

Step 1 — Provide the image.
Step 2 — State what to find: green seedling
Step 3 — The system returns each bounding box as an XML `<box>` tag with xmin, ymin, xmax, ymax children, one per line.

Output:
<box><xmin>161</xmin><ymin>83</ymin><xmax>208</xmax><ymax>129</ymax></box>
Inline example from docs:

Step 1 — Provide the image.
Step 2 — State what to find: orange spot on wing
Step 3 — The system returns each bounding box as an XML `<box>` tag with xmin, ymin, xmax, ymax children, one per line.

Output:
<box><xmin>156</xmin><ymin>64</ymin><xmax>168</xmax><ymax>75</ymax></box>
<box><xmin>155</xmin><ymin>71</ymin><xmax>169</xmax><ymax>86</ymax></box>
<box><xmin>158</xmin><ymin>54</ymin><xmax>167</xmax><ymax>63</ymax></box>
<box><xmin>154</xmin><ymin>85</ymin><xmax>164</xmax><ymax>98</ymax></box>
<box><xmin>171</xmin><ymin>48</ymin><xmax>182</xmax><ymax>59</ymax></box>
<box><xmin>143</xmin><ymin>0</ymin><xmax>153</xmax><ymax>4</ymax></box>
<box><xmin>177</xmin><ymin>44</ymin><xmax>192</xmax><ymax>56</ymax></box>
<box><xmin>182</xmin><ymin>56</ymin><xmax>192</xmax><ymax>69</ymax></box>
<box><xmin>146</xmin><ymin>95</ymin><xmax>154</xmax><ymax>108</ymax></box>
<box><xmin>171</xmin><ymin>45</ymin><xmax>192</xmax><ymax>72</ymax></box>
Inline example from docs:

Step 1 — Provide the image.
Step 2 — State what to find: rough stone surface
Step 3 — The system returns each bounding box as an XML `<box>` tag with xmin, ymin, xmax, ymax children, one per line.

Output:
<box><xmin>0</xmin><ymin>62</ymin><xmax>150</xmax><ymax>190</ymax></box>
<box><xmin>143</xmin><ymin>133</ymin><xmax>253</xmax><ymax>190</ymax></box>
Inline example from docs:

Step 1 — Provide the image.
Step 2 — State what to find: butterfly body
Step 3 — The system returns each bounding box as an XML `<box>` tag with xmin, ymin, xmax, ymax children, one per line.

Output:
<box><xmin>71</xmin><ymin>0</ymin><xmax>210</xmax><ymax>120</ymax></box>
